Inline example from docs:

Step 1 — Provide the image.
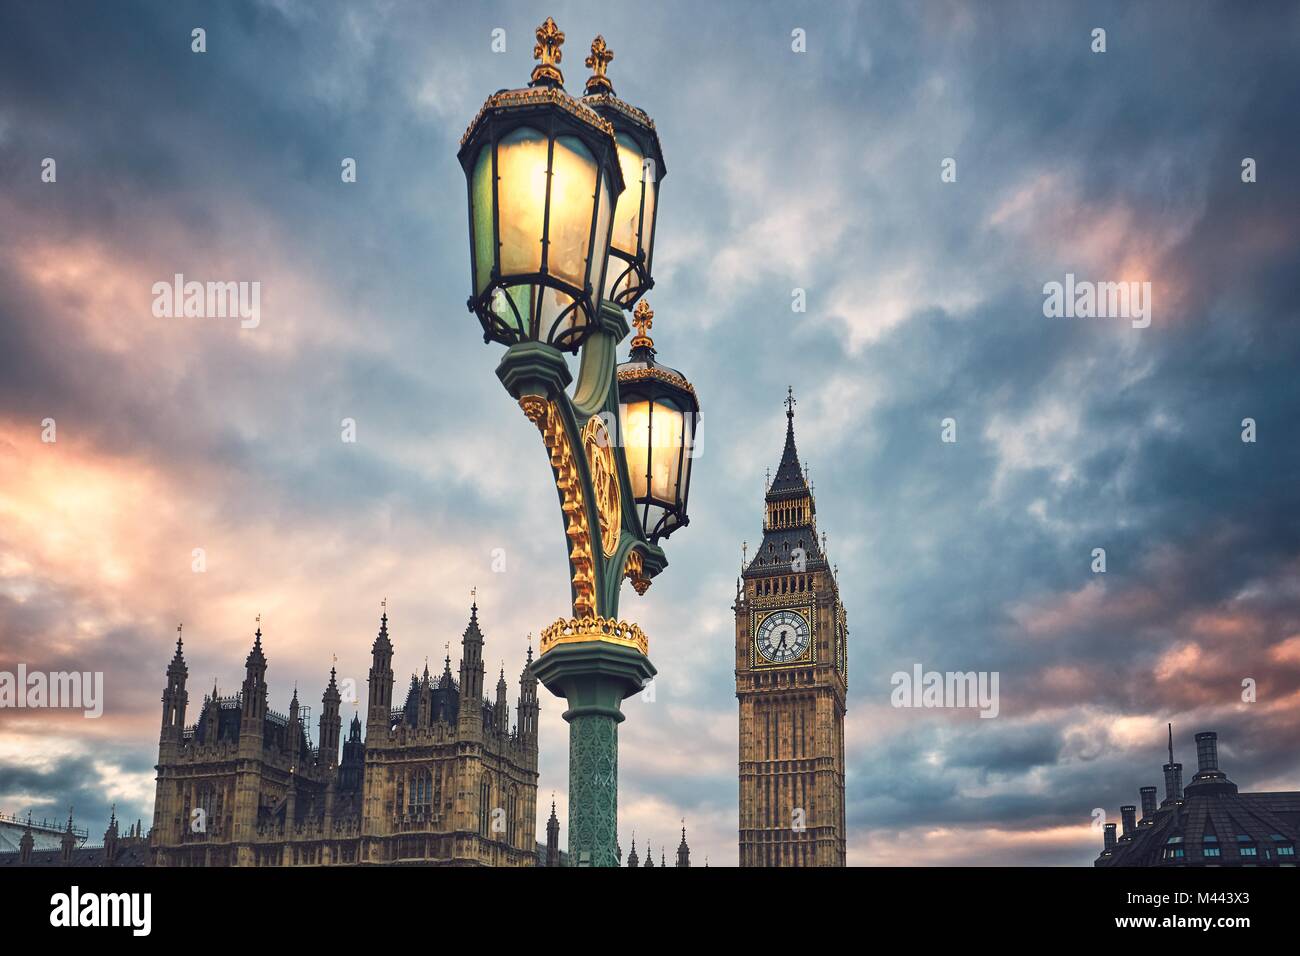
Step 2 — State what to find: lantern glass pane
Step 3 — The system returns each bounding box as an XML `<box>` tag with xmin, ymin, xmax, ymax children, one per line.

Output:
<box><xmin>592</xmin><ymin>168</ymin><xmax>612</xmax><ymax>304</ymax></box>
<box><xmin>538</xmin><ymin>286</ymin><xmax>585</xmax><ymax>347</ymax></box>
<box><xmin>471</xmin><ymin>145</ymin><xmax>494</xmax><ymax>296</ymax></box>
<box><xmin>496</xmin><ymin>127</ymin><xmax>548</xmax><ymax>276</ymax></box>
<box><xmin>547</xmin><ymin>135</ymin><xmax>598</xmax><ymax>288</ymax></box>
<box><xmin>623</xmin><ymin>399</ymin><xmax>652</xmax><ymax>501</ymax></box>
<box><xmin>678</xmin><ymin>408</ymin><xmax>695</xmax><ymax>505</ymax></box>
<box><xmin>649</xmin><ymin>400</ymin><xmax>684</xmax><ymax>502</ymax></box>
<box><xmin>611</xmin><ymin>134</ymin><xmax>645</xmax><ymax>256</ymax></box>
<box><xmin>491</xmin><ymin>285</ymin><xmax>529</xmax><ymax>337</ymax></box>
<box><xmin>641</xmin><ymin>157</ymin><xmax>657</xmax><ymax>263</ymax></box>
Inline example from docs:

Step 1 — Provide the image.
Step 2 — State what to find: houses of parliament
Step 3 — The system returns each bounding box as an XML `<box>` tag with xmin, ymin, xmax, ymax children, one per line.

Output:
<box><xmin>150</xmin><ymin>600</ymin><xmax>543</xmax><ymax>867</ymax></box>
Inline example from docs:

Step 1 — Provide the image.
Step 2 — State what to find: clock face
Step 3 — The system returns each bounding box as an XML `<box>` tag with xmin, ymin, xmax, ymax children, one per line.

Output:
<box><xmin>756</xmin><ymin>609</ymin><xmax>811</xmax><ymax>664</ymax></box>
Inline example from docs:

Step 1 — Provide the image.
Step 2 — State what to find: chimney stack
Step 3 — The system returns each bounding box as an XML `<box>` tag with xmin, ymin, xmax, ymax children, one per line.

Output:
<box><xmin>1186</xmin><ymin>729</ymin><xmax>1236</xmax><ymax>793</ymax></box>
<box><xmin>1194</xmin><ymin>731</ymin><xmax>1218</xmax><ymax>772</ymax></box>
<box><xmin>1120</xmin><ymin>805</ymin><xmax>1137</xmax><ymax>840</ymax></box>
<box><xmin>1139</xmin><ymin>786</ymin><xmax>1158</xmax><ymax>825</ymax></box>
<box><xmin>1103</xmin><ymin>822</ymin><xmax>1117</xmax><ymax>852</ymax></box>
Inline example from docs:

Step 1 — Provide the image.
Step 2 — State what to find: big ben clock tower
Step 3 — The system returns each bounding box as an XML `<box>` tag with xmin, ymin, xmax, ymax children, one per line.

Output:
<box><xmin>735</xmin><ymin>389</ymin><xmax>847</xmax><ymax>866</ymax></box>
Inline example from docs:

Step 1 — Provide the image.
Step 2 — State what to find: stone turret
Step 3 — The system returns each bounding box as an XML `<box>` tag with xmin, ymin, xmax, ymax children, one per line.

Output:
<box><xmin>60</xmin><ymin>810</ymin><xmax>76</xmax><ymax>864</ymax></box>
<box><xmin>103</xmin><ymin>806</ymin><xmax>119</xmax><ymax>864</ymax></box>
<box><xmin>18</xmin><ymin>814</ymin><xmax>34</xmax><ymax>865</ymax></box>
<box><xmin>545</xmin><ymin>799</ymin><xmax>560</xmax><ymax>867</ymax></box>
<box><xmin>366</xmin><ymin>612</ymin><xmax>395</xmax><ymax>740</ymax></box>
<box><xmin>319</xmin><ymin>668</ymin><xmax>342</xmax><ymax>769</ymax></box>
<box><xmin>233</xmin><ymin>626</ymin><xmax>269</xmax><ymax>862</ymax></box>
<box><xmin>494</xmin><ymin>666</ymin><xmax>509</xmax><ymax>733</ymax></box>
<box><xmin>517</xmin><ymin>642</ymin><xmax>539</xmax><ymax>742</ymax></box>
<box><xmin>160</xmin><ymin>631</ymin><xmax>188</xmax><ymax>753</ymax></box>
<box><xmin>458</xmin><ymin>601</ymin><xmax>486</xmax><ymax>733</ymax></box>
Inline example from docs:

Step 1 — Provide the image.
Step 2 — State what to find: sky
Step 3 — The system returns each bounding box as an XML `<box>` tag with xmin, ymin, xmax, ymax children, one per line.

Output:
<box><xmin>1</xmin><ymin>0</ymin><xmax>1299</xmax><ymax>866</ymax></box>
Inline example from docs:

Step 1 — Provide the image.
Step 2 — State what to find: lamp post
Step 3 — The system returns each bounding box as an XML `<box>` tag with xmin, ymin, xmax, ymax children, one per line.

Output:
<box><xmin>457</xmin><ymin>18</ymin><xmax>699</xmax><ymax>867</ymax></box>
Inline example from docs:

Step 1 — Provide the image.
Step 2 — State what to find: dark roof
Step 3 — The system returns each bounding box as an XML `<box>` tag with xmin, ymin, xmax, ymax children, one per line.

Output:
<box><xmin>768</xmin><ymin>405</ymin><xmax>806</xmax><ymax>496</ymax></box>
<box><xmin>1098</xmin><ymin>791</ymin><xmax>1300</xmax><ymax>866</ymax></box>
<box><xmin>743</xmin><ymin>396</ymin><xmax>826</xmax><ymax>578</ymax></box>
<box><xmin>744</xmin><ymin>526</ymin><xmax>827</xmax><ymax>577</ymax></box>
<box><xmin>0</xmin><ymin>841</ymin><xmax>150</xmax><ymax>868</ymax></box>
<box><xmin>397</xmin><ymin>674</ymin><xmax>461</xmax><ymax>728</ymax></box>
<box><xmin>1096</xmin><ymin>731</ymin><xmax>1300</xmax><ymax>867</ymax></box>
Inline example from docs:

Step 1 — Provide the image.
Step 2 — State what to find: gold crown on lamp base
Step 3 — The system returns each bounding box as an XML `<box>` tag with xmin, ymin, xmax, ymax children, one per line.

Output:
<box><xmin>539</xmin><ymin>616</ymin><xmax>649</xmax><ymax>657</ymax></box>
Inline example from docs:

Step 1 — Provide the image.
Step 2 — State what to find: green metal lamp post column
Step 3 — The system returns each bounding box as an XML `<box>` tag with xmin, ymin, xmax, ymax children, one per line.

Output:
<box><xmin>457</xmin><ymin>19</ymin><xmax>696</xmax><ymax>867</ymax></box>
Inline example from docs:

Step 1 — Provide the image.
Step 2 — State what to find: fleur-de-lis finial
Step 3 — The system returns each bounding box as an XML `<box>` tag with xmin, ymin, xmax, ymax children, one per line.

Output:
<box><xmin>584</xmin><ymin>35</ymin><xmax>615</xmax><ymax>95</ymax></box>
<box><xmin>531</xmin><ymin>17</ymin><xmax>565</xmax><ymax>88</ymax></box>
<box><xmin>631</xmin><ymin>299</ymin><xmax>655</xmax><ymax>349</ymax></box>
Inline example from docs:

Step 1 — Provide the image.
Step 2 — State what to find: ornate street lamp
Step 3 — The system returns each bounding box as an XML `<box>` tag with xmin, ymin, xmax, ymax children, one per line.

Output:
<box><xmin>617</xmin><ymin>300</ymin><xmax>700</xmax><ymax>542</ymax></box>
<box><xmin>581</xmin><ymin>35</ymin><xmax>666</xmax><ymax>310</ymax></box>
<box><xmin>456</xmin><ymin>20</ymin><xmax>700</xmax><ymax>868</ymax></box>
<box><xmin>458</xmin><ymin>17</ymin><xmax>624</xmax><ymax>352</ymax></box>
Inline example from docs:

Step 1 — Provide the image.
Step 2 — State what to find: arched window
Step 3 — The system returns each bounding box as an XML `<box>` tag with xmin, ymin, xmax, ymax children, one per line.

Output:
<box><xmin>479</xmin><ymin>775</ymin><xmax>492</xmax><ymax>836</ymax></box>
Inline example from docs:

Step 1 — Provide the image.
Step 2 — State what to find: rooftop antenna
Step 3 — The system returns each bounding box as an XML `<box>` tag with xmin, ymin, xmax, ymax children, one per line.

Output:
<box><xmin>1168</xmin><ymin>722</ymin><xmax>1175</xmax><ymax>764</ymax></box>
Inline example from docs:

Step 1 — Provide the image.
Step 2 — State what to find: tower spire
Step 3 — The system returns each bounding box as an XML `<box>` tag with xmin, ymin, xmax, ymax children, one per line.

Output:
<box><xmin>768</xmin><ymin>387</ymin><xmax>808</xmax><ymax>496</ymax></box>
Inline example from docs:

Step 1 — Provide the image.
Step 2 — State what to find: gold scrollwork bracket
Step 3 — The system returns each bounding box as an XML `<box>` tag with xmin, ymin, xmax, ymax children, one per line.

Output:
<box><xmin>519</xmin><ymin>397</ymin><xmax>597</xmax><ymax>618</ymax></box>
<box><xmin>623</xmin><ymin>550</ymin><xmax>651</xmax><ymax>595</ymax></box>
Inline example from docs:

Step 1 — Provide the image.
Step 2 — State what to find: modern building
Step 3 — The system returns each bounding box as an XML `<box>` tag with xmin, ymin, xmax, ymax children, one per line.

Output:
<box><xmin>1095</xmin><ymin>726</ymin><xmax>1299</xmax><ymax>867</ymax></box>
<box><xmin>735</xmin><ymin>390</ymin><xmax>848</xmax><ymax>866</ymax></box>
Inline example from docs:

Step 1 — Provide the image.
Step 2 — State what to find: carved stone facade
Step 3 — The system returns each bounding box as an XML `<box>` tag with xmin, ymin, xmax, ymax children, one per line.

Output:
<box><xmin>150</xmin><ymin>602</ymin><xmax>540</xmax><ymax>866</ymax></box>
<box><xmin>735</xmin><ymin>393</ymin><xmax>848</xmax><ymax>866</ymax></box>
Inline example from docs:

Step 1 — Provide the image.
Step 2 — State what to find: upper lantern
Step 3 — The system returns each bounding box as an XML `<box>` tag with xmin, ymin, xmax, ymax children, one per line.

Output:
<box><xmin>458</xmin><ymin>18</ymin><xmax>626</xmax><ymax>353</ymax></box>
<box><xmin>616</xmin><ymin>300</ymin><xmax>700</xmax><ymax>543</ymax></box>
<box><xmin>581</xmin><ymin>36</ymin><xmax>667</xmax><ymax>311</ymax></box>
